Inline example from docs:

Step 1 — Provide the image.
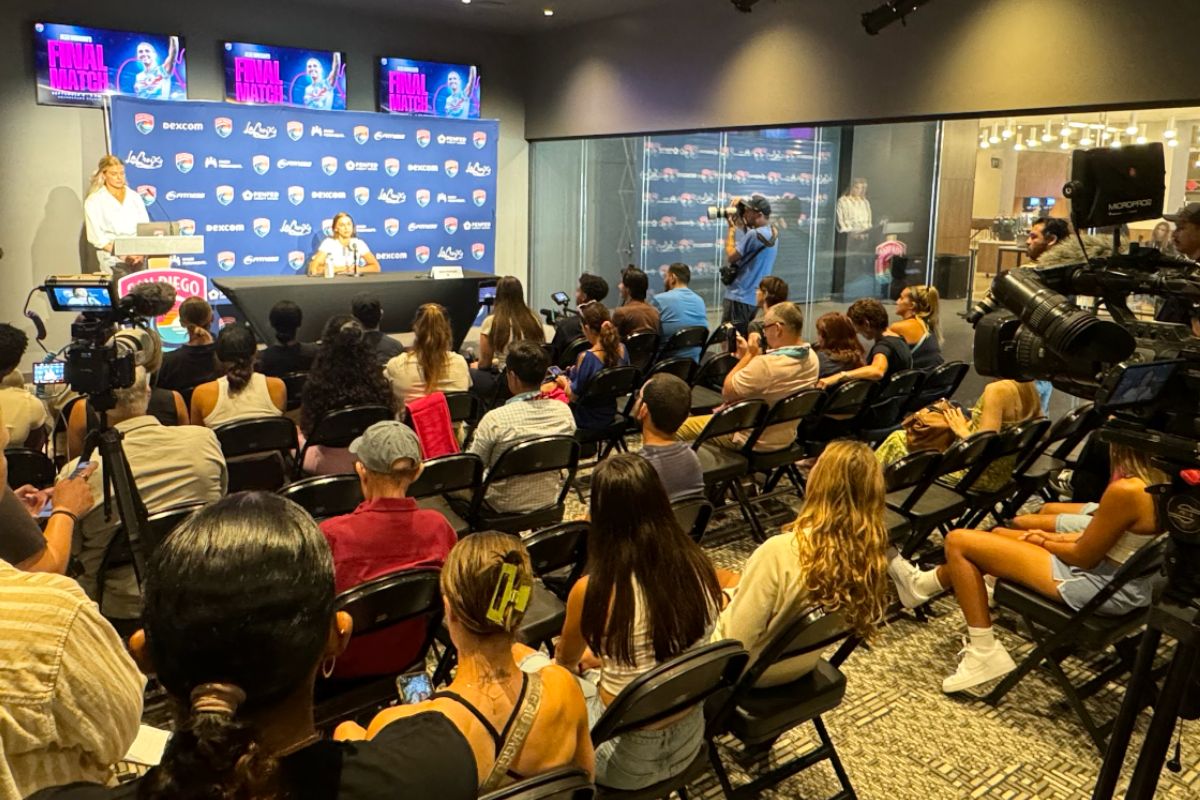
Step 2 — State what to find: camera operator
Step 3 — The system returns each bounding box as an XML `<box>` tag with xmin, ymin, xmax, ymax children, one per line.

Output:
<box><xmin>1155</xmin><ymin>203</ymin><xmax>1200</xmax><ymax>335</ymax></box>
<box><xmin>722</xmin><ymin>195</ymin><xmax>778</xmax><ymax>336</ymax></box>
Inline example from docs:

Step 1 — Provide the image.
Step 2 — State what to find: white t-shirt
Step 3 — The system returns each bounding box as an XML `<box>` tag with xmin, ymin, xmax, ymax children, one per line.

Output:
<box><xmin>317</xmin><ymin>237</ymin><xmax>372</xmax><ymax>270</ymax></box>
<box><xmin>83</xmin><ymin>188</ymin><xmax>150</xmax><ymax>273</ymax></box>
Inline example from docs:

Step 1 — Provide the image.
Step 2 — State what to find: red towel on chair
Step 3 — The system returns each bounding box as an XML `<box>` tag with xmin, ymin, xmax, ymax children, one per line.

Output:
<box><xmin>406</xmin><ymin>392</ymin><xmax>460</xmax><ymax>459</ymax></box>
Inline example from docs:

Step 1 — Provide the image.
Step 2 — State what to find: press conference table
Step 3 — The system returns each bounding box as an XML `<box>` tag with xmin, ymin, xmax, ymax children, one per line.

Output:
<box><xmin>214</xmin><ymin>270</ymin><xmax>494</xmax><ymax>350</ymax></box>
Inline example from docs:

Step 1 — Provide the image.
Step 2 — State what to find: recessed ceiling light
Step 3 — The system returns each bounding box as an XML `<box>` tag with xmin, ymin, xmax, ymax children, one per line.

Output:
<box><xmin>462</xmin><ymin>0</ymin><xmax>470</xmax><ymax>4</ymax></box>
<box><xmin>543</xmin><ymin>7</ymin><xmax>554</xmax><ymax>15</ymax></box>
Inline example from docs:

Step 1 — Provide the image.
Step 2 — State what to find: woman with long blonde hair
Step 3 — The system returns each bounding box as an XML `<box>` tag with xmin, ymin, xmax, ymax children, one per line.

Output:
<box><xmin>83</xmin><ymin>154</ymin><xmax>149</xmax><ymax>277</ymax></box>
<box><xmin>889</xmin><ymin>284</ymin><xmax>944</xmax><ymax>370</ymax></box>
<box><xmin>714</xmin><ymin>440</ymin><xmax>889</xmax><ymax>687</ymax></box>
<box><xmin>385</xmin><ymin>303</ymin><xmax>471</xmax><ymax>409</ymax></box>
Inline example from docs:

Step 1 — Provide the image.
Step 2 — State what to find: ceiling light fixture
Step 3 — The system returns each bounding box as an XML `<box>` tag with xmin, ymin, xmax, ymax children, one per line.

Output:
<box><xmin>1060</xmin><ymin>139</ymin><xmax>1071</xmax><ymax>150</ymax></box>
<box><xmin>979</xmin><ymin>138</ymin><xmax>990</xmax><ymax>149</ymax></box>
<box><xmin>987</xmin><ymin>126</ymin><xmax>1000</xmax><ymax>145</ymax></box>
<box><xmin>1060</xmin><ymin>118</ymin><xmax>1072</xmax><ymax>137</ymax></box>
<box><xmin>1168</xmin><ymin>137</ymin><xmax>1179</xmax><ymax>147</ymax></box>
<box><xmin>1165</xmin><ymin>117</ymin><xmax>1178</xmax><ymax>139</ymax></box>
<box><xmin>1136</xmin><ymin>124</ymin><xmax>1147</xmax><ymax>145</ymax></box>
<box><xmin>1014</xmin><ymin>142</ymin><xmax>1025</xmax><ymax>151</ymax></box>
<box><xmin>1125</xmin><ymin>112</ymin><xmax>1139</xmax><ymax>136</ymax></box>
<box><xmin>1079</xmin><ymin>134</ymin><xmax>1094</xmax><ymax>146</ymax></box>
<box><xmin>543</xmin><ymin>7</ymin><xmax>554</xmax><ymax>16</ymax></box>
<box><xmin>1001</xmin><ymin>119</ymin><xmax>1014</xmax><ymax>139</ymax></box>
<box><xmin>1041</xmin><ymin>125</ymin><xmax>1054</xmax><ymax>142</ymax></box>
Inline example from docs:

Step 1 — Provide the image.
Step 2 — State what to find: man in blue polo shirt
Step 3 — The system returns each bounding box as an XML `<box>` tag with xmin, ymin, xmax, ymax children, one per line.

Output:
<box><xmin>651</xmin><ymin>262</ymin><xmax>708</xmax><ymax>362</ymax></box>
<box><xmin>722</xmin><ymin>194</ymin><xmax>779</xmax><ymax>335</ymax></box>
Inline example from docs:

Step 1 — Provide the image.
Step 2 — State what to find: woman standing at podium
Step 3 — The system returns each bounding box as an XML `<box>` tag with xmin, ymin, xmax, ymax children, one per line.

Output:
<box><xmin>83</xmin><ymin>154</ymin><xmax>148</xmax><ymax>280</ymax></box>
<box><xmin>308</xmin><ymin>212</ymin><xmax>381</xmax><ymax>276</ymax></box>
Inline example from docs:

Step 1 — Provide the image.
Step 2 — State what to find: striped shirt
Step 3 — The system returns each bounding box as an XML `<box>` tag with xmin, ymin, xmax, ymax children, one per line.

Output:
<box><xmin>0</xmin><ymin>560</ymin><xmax>145</xmax><ymax>799</ymax></box>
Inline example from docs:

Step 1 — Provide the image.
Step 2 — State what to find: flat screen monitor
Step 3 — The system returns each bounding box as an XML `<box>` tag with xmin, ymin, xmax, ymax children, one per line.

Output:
<box><xmin>223</xmin><ymin>41</ymin><xmax>345</xmax><ymax>110</ymax></box>
<box><xmin>377</xmin><ymin>57</ymin><xmax>480</xmax><ymax>118</ymax></box>
<box><xmin>1068</xmin><ymin>144</ymin><xmax>1165</xmax><ymax>229</ymax></box>
<box><xmin>33</xmin><ymin>22</ymin><xmax>187</xmax><ymax>107</ymax></box>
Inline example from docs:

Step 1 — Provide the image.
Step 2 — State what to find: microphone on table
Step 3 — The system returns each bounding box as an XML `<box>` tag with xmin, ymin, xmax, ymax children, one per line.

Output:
<box><xmin>351</xmin><ymin>242</ymin><xmax>359</xmax><ymax>277</ymax></box>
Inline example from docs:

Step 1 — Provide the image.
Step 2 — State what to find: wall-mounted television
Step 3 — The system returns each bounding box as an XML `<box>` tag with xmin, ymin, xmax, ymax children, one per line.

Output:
<box><xmin>223</xmin><ymin>41</ymin><xmax>345</xmax><ymax>110</ymax></box>
<box><xmin>1020</xmin><ymin>196</ymin><xmax>1058</xmax><ymax>213</ymax></box>
<box><xmin>34</xmin><ymin>22</ymin><xmax>187</xmax><ymax>107</ymax></box>
<box><xmin>377</xmin><ymin>57</ymin><xmax>480</xmax><ymax>118</ymax></box>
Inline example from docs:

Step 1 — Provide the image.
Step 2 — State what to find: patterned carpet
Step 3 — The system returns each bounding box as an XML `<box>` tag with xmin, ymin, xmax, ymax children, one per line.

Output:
<box><xmin>566</xmin><ymin>455</ymin><xmax>1200</xmax><ymax>800</ymax></box>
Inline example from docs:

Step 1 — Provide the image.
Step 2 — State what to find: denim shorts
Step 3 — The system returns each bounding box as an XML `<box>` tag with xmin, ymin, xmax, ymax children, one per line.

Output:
<box><xmin>1055</xmin><ymin>502</ymin><xmax>1100</xmax><ymax>533</ymax></box>
<box><xmin>1049</xmin><ymin>555</ymin><xmax>1153</xmax><ymax>616</ymax></box>
<box><xmin>518</xmin><ymin>651</ymin><xmax>705</xmax><ymax>791</ymax></box>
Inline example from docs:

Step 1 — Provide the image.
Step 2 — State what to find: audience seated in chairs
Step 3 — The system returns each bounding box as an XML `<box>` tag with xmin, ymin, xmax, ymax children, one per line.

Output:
<box><xmin>813</xmin><ymin>312</ymin><xmax>865</xmax><ymax>379</ymax></box>
<box><xmin>0</xmin><ymin>407</ymin><xmax>96</xmax><ymax>575</ymax></box>
<box><xmin>549</xmin><ymin>303</ymin><xmax>629</xmax><ymax>433</ymax></box>
<box><xmin>31</xmin><ymin>492</ymin><xmax>479</xmax><ymax>799</ymax></box>
<box><xmin>0</xmin><ymin>323</ymin><xmax>49</xmax><ymax>449</ymax></box>
<box><xmin>890</xmin><ymin>443</ymin><xmax>1165</xmax><ymax>694</ymax></box>
<box><xmin>715</xmin><ymin>441</ymin><xmax>888</xmax><ymax>686</ymax></box>
<box><xmin>651</xmin><ymin>262</ymin><xmax>708</xmax><ymax>362</ymax></box>
<box><xmin>386</xmin><ymin>303</ymin><xmax>471</xmax><ymax>412</ymax></box>
<box><xmin>876</xmin><ymin>378</ymin><xmax>1043</xmax><ymax>491</ymax></box>
<box><xmin>746</xmin><ymin>275</ymin><xmax>788</xmax><ymax>350</ymax></box>
<box><xmin>190</xmin><ymin>324</ymin><xmax>286</xmax><ymax>427</ymax></box>
<box><xmin>59</xmin><ymin>367</ymin><xmax>227</xmax><ymax>626</ymax></box>
<box><xmin>68</xmin><ymin>327</ymin><xmax>188</xmax><ymax>460</ymax></box>
<box><xmin>469</xmin><ymin>342</ymin><xmax>575</xmax><ymax>514</ymax></box>
<box><xmin>633</xmin><ymin>373</ymin><xmax>704</xmax><ymax>502</ymax></box>
<box><xmin>817</xmin><ymin>298</ymin><xmax>912</xmax><ymax>389</ymax></box>
<box><xmin>319</xmin><ymin>421</ymin><xmax>456</xmax><ymax>679</ymax></box>
<box><xmin>154</xmin><ymin>297</ymin><xmax>221</xmax><ymax>393</ymax></box>
<box><xmin>889</xmin><ymin>285</ymin><xmax>944</xmax><ymax>370</ymax></box>
<box><xmin>301</xmin><ymin>316</ymin><xmax>396</xmax><ymax>476</ymax></box>
<box><xmin>471</xmin><ymin>276</ymin><xmax>546</xmax><ymax>402</ymax></box>
<box><xmin>339</xmin><ymin>532</ymin><xmax>594</xmax><ymax>792</ymax></box>
<box><xmin>612</xmin><ymin>266</ymin><xmax>660</xmax><ymax>339</ymax></box>
<box><xmin>256</xmin><ymin>299</ymin><xmax>318</xmax><ymax>377</ymax></box>
<box><xmin>676</xmin><ymin>301</ymin><xmax>819</xmax><ymax>452</ymax></box>
<box><xmin>0</xmin><ymin>536</ymin><xmax>143</xmax><ymax>797</ymax></box>
<box><xmin>551</xmin><ymin>454</ymin><xmax>722</xmax><ymax>790</ymax></box>
<box><xmin>549</xmin><ymin>272</ymin><xmax>609</xmax><ymax>363</ymax></box>
<box><xmin>352</xmin><ymin>291</ymin><xmax>406</xmax><ymax>368</ymax></box>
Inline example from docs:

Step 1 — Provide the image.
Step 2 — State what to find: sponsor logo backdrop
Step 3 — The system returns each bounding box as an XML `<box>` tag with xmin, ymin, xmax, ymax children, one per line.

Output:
<box><xmin>110</xmin><ymin>95</ymin><xmax>498</xmax><ymax>283</ymax></box>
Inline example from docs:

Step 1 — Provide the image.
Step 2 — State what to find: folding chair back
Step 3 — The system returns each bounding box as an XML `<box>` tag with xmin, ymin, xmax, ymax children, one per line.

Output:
<box><xmin>215</xmin><ymin>417</ymin><xmax>299</xmax><ymax>493</ymax></box>
<box><xmin>692</xmin><ymin>353</ymin><xmax>738</xmax><ymax>391</ymax></box>
<box><xmin>444</xmin><ymin>391</ymin><xmax>483</xmax><ymax>428</ymax></box>
<box><xmin>279</xmin><ymin>474</ymin><xmax>364</xmax><ymax>520</ymax></box>
<box><xmin>672</xmin><ymin>496</ymin><xmax>715</xmax><ymax>543</ymax></box>
<box><xmin>745</xmin><ymin>389</ymin><xmax>825</xmax><ymax>451</ymax></box>
<box><xmin>722</xmin><ymin>609</ymin><xmax>848</xmax><ymax>706</ymax></box>
<box><xmin>639</xmin><ymin>356</ymin><xmax>696</xmax><ymax>386</ymax></box>
<box><xmin>558</xmin><ymin>337</ymin><xmax>590</xmax><ymax>370</ymax></box>
<box><xmin>306</xmin><ymin>405</ymin><xmax>394</xmax><ymax>448</ymax></box>
<box><xmin>408</xmin><ymin>453</ymin><xmax>483</xmax><ymax>498</ymax></box>
<box><xmin>863</xmin><ymin>369</ymin><xmax>925</xmax><ymax>428</ymax></box>
<box><xmin>884</xmin><ymin>449</ymin><xmax>942</xmax><ymax>493</ymax></box>
<box><xmin>4</xmin><ymin>448</ymin><xmax>56</xmax><ymax>489</ymax></box>
<box><xmin>335</xmin><ymin>567</ymin><xmax>443</xmax><ymax>640</ymax></box>
<box><xmin>821</xmin><ymin>379</ymin><xmax>877</xmax><ymax>417</ymax></box>
<box><xmin>658</xmin><ymin>325</ymin><xmax>708</xmax><ymax>360</ymax></box>
<box><xmin>907</xmin><ymin>360</ymin><xmax>969</xmax><ymax>410</ymax></box>
<box><xmin>623</xmin><ymin>331</ymin><xmax>659</xmax><ymax>373</ymax></box>
<box><xmin>692</xmin><ymin>399</ymin><xmax>768</xmax><ymax>449</ymax></box>
<box><xmin>523</xmin><ymin>521</ymin><xmax>589</xmax><ymax>590</ymax></box>
<box><xmin>280</xmin><ymin>371</ymin><xmax>308</xmax><ymax>411</ymax></box>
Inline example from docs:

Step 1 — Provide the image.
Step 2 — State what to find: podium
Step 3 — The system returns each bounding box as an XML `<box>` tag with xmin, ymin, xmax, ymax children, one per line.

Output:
<box><xmin>112</xmin><ymin>235</ymin><xmax>205</xmax><ymax>258</ymax></box>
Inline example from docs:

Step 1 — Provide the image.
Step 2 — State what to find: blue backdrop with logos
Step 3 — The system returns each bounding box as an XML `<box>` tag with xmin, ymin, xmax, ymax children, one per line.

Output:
<box><xmin>109</xmin><ymin>95</ymin><xmax>498</xmax><ymax>285</ymax></box>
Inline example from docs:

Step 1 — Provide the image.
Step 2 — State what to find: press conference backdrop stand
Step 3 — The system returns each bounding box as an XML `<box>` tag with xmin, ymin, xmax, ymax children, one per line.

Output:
<box><xmin>215</xmin><ymin>270</ymin><xmax>491</xmax><ymax>351</ymax></box>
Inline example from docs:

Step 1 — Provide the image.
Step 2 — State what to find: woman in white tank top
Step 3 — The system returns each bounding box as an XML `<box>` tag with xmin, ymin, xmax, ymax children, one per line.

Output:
<box><xmin>190</xmin><ymin>324</ymin><xmax>286</xmax><ymax>428</ymax></box>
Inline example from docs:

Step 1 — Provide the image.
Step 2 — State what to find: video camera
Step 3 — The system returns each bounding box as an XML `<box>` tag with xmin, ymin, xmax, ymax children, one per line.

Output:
<box><xmin>39</xmin><ymin>276</ymin><xmax>177</xmax><ymax>410</ymax></box>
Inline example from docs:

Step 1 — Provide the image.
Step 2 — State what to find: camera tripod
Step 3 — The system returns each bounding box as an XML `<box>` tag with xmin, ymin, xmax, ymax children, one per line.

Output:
<box><xmin>78</xmin><ymin>405</ymin><xmax>152</xmax><ymax>584</ymax></box>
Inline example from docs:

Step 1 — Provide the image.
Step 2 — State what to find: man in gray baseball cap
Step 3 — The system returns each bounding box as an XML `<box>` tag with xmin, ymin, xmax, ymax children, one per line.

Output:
<box><xmin>1155</xmin><ymin>204</ymin><xmax>1200</xmax><ymax>333</ymax></box>
<box><xmin>318</xmin><ymin>420</ymin><xmax>457</xmax><ymax>677</ymax></box>
<box><xmin>722</xmin><ymin>193</ymin><xmax>779</xmax><ymax>335</ymax></box>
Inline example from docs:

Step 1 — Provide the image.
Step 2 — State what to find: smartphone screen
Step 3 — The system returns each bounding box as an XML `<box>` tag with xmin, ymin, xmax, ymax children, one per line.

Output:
<box><xmin>547</xmin><ymin>366</ymin><xmax>564</xmax><ymax>378</ymax></box>
<box><xmin>40</xmin><ymin>460</ymin><xmax>93</xmax><ymax>518</ymax></box>
<box><xmin>395</xmin><ymin>671</ymin><xmax>433</xmax><ymax>704</ymax></box>
<box><xmin>32</xmin><ymin>362</ymin><xmax>65</xmax><ymax>385</ymax></box>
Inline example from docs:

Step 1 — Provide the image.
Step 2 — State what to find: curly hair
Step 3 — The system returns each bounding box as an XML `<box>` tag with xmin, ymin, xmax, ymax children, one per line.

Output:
<box><xmin>846</xmin><ymin>298</ymin><xmax>889</xmax><ymax>338</ymax></box>
<box><xmin>300</xmin><ymin>315</ymin><xmax>393</xmax><ymax>435</ymax></box>
<box><xmin>815</xmin><ymin>312</ymin><xmax>865</xmax><ymax>370</ymax></box>
<box><xmin>787</xmin><ymin>440</ymin><xmax>889</xmax><ymax>639</ymax></box>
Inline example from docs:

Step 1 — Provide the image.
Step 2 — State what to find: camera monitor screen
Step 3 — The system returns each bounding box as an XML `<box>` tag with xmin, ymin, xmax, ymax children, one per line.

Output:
<box><xmin>377</xmin><ymin>57</ymin><xmax>480</xmax><ymax>118</ymax></box>
<box><xmin>222</xmin><ymin>41</ymin><xmax>346</xmax><ymax>110</ymax></box>
<box><xmin>49</xmin><ymin>285</ymin><xmax>113</xmax><ymax>310</ymax></box>
<box><xmin>1068</xmin><ymin>144</ymin><xmax>1165</xmax><ymax>230</ymax></box>
<box><xmin>1098</xmin><ymin>359</ymin><xmax>1182</xmax><ymax>410</ymax></box>
<box><xmin>33</xmin><ymin>22</ymin><xmax>188</xmax><ymax>107</ymax></box>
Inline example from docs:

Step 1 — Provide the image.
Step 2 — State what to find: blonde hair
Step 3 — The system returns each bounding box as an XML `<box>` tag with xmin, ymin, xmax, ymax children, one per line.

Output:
<box><xmin>788</xmin><ymin>441</ymin><xmax>889</xmax><ymax>639</ymax></box>
<box><xmin>89</xmin><ymin>155</ymin><xmax>123</xmax><ymax>195</ymax></box>
<box><xmin>441</xmin><ymin>532</ymin><xmax>533</xmax><ymax>638</ymax></box>
<box><xmin>1110</xmin><ymin>443</ymin><xmax>1169</xmax><ymax>488</ymax></box>
<box><xmin>412</xmin><ymin>303</ymin><xmax>453</xmax><ymax>390</ymax></box>
<box><xmin>906</xmin><ymin>285</ymin><xmax>942</xmax><ymax>344</ymax></box>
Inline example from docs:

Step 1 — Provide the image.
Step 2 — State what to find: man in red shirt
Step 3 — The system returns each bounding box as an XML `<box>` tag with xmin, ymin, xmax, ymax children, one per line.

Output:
<box><xmin>319</xmin><ymin>421</ymin><xmax>456</xmax><ymax>678</ymax></box>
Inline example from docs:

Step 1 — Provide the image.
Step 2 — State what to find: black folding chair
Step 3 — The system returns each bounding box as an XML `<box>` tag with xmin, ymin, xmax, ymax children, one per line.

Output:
<box><xmin>572</xmin><ymin>365</ymin><xmax>642</xmax><ymax>460</ymax></box>
<box><xmin>638</xmin><ymin>356</ymin><xmax>696</xmax><ymax>387</ymax></box>
<box><xmin>313</xmin><ymin>567</ymin><xmax>445</xmax><ymax>729</ymax></box>
<box><xmin>295</xmin><ymin>404</ymin><xmax>392</xmax><ymax>478</ymax></box>
<box><xmin>672</xmin><ymin>496</ymin><xmax>714</xmax><ymax>544</ymax></box>
<box><xmin>480</xmin><ymin>769</ymin><xmax>595</xmax><ymax>800</ymax></box>
<box><xmin>905</xmin><ymin>360</ymin><xmax>969</xmax><ymax>412</ymax></box>
<box><xmin>525</xmin><ymin>520</ymin><xmax>589</xmax><ymax>601</ymax></box>
<box><xmin>995</xmin><ymin>403</ymin><xmax>1098</xmax><ymax>520</ymax></box>
<box><xmin>4</xmin><ymin>448</ymin><xmax>56</xmax><ymax>489</ymax></box>
<box><xmin>882</xmin><ymin>449</ymin><xmax>942</xmax><ymax>547</ymax></box>
<box><xmin>279</xmin><ymin>474</ymin><xmax>364</xmax><ymax>521</ymax></box>
<box><xmin>984</xmin><ymin>537</ymin><xmax>1167</xmax><ymax>751</ymax></box>
<box><xmin>744</xmin><ymin>389</ymin><xmax>826</xmax><ymax>494</ymax></box>
<box><xmin>858</xmin><ymin>369</ymin><xmax>926</xmax><ymax>444</ymax></box>
<box><xmin>559</xmin><ymin>337</ymin><xmax>591</xmax><ymax>370</ymax></box>
<box><xmin>591</xmin><ymin>641</ymin><xmax>749</xmax><ymax>799</ymax></box>
<box><xmin>280</xmin><ymin>371</ymin><xmax>308</xmax><ymax>412</ymax></box>
<box><xmin>408</xmin><ymin>452</ymin><xmax>483</xmax><ymax>536</ymax></box>
<box><xmin>706</xmin><ymin>610</ymin><xmax>860</xmax><ymax>799</ymax></box>
<box><xmin>623</xmin><ymin>331</ymin><xmax>659</xmax><ymax>373</ymax></box>
<box><xmin>450</xmin><ymin>435</ymin><xmax>581</xmax><ymax>535</ymax></box>
<box><xmin>802</xmin><ymin>379</ymin><xmax>877</xmax><ymax>452</ymax></box>
<box><xmin>657</xmin><ymin>325</ymin><xmax>709</xmax><ymax>362</ymax></box>
<box><xmin>444</xmin><ymin>391</ymin><xmax>484</xmax><ymax>445</ymax></box>
<box><xmin>690</xmin><ymin>400</ymin><xmax>769</xmax><ymax>542</ymax></box>
<box><xmin>214</xmin><ymin>417</ymin><xmax>298</xmax><ymax>493</ymax></box>
<box><xmin>689</xmin><ymin>353</ymin><xmax>737</xmax><ymax>414</ymax></box>
<box><xmin>956</xmin><ymin>417</ymin><xmax>1052</xmax><ymax>529</ymax></box>
<box><xmin>96</xmin><ymin>502</ymin><xmax>207</xmax><ymax>613</ymax></box>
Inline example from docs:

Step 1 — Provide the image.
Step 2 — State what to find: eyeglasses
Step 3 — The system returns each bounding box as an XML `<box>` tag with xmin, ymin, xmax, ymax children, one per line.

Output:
<box><xmin>762</xmin><ymin>321</ymin><xmax>783</xmax><ymax>332</ymax></box>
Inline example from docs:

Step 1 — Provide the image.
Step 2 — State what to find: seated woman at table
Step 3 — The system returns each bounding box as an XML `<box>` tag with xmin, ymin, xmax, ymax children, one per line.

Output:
<box><xmin>386</xmin><ymin>303</ymin><xmax>471</xmax><ymax>411</ymax></box>
<box><xmin>307</xmin><ymin>212</ymin><xmax>381</xmax><ymax>276</ymax></box>
<box><xmin>190</xmin><ymin>324</ymin><xmax>286</xmax><ymax>428</ymax></box>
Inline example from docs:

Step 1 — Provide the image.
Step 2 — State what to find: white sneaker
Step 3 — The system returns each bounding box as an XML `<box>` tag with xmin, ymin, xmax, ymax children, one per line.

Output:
<box><xmin>942</xmin><ymin>637</ymin><xmax>1017</xmax><ymax>694</ymax></box>
<box><xmin>888</xmin><ymin>557</ymin><xmax>934</xmax><ymax>610</ymax></box>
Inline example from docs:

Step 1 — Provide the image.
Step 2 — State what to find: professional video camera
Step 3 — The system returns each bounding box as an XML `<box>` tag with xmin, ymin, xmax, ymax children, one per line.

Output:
<box><xmin>706</xmin><ymin>198</ymin><xmax>750</xmax><ymax>222</ymax></box>
<box><xmin>965</xmin><ymin>143</ymin><xmax>1200</xmax><ymax>799</ymax></box>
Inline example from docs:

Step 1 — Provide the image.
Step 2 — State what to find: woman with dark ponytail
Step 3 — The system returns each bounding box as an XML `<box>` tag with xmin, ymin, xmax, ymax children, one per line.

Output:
<box><xmin>30</xmin><ymin>492</ymin><xmax>479</xmax><ymax>800</ymax></box>
<box><xmin>550</xmin><ymin>301</ymin><xmax>629</xmax><ymax>431</ymax></box>
<box><xmin>189</xmin><ymin>324</ymin><xmax>286</xmax><ymax>428</ymax></box>
<box><xmin>257</xmin><ymin>300</ymin><xmax>318</xmax><ymax>377</ymax></box>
